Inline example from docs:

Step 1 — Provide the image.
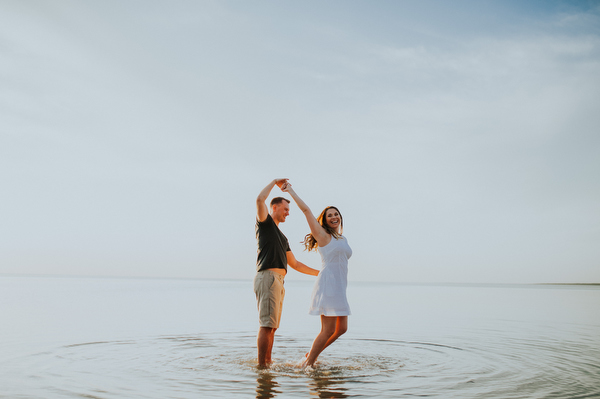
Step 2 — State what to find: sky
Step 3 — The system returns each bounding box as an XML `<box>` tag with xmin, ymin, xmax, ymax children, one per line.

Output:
<box><xmin>1</xmin><ymin>0</ymin><xmax>599</xmax><ymax>284</ymax></box>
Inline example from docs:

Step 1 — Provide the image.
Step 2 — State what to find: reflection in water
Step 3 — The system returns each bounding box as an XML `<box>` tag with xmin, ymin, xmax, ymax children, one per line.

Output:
<box><xmin>309</xmin><ymin>375</ymin><xmax>349</xmax><ymax>398</ymax></box>
<box><xmin>256</xmin><ymin>371</ymin><xmax>281</xmax><ymax>399</ymax></box>
<box><xmin>255</xmin><ymin>366</ymin><xmax>350</xmax><ymax>399</ymax></box>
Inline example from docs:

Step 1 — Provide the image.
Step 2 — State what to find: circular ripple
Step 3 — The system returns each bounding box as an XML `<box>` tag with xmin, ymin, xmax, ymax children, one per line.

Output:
<box><xmin>14</xmin><ymin>329</ymin><xmax>600</xmax><ymax>398</ymax></box>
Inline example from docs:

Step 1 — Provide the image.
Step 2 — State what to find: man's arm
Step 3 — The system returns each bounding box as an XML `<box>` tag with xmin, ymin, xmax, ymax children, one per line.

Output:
<box><xmin>257</xmin><ymin>178</ymin><xmax>288</xmax><ymax>222</ymax></box>
<box><xmin>286</xmin><ymin>251</ymin><xmax>319</xmax><ymax>276</ymax></box>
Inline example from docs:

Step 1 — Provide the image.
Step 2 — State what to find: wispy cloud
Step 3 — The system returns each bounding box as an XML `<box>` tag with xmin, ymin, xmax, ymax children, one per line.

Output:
<box><xmin>1</xmin><ymin>1</ymin><xmax>598</xmax><ymax>283</ymax></box>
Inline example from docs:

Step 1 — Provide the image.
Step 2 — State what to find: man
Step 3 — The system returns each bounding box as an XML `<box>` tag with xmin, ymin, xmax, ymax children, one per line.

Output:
<box><xmin>254</xmin><ymin>178</ymin><xmax>319</xmax><ymax>368</ymax></box>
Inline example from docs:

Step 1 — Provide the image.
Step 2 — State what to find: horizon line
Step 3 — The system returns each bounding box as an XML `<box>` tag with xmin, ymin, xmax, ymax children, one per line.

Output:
<box><xmin>1</xmin><ymin>272</ymin><xmax>598</xmax><ymax>286</ymax></box>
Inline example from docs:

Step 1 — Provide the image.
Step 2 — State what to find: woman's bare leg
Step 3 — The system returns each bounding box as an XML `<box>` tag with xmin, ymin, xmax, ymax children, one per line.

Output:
<box><xmin>304</xmin><ymin>316</ymin><xmax>348</xmax><ymax>367</ymax></box>
<box><xmin>322</xmin><ymin>316</ymin><xmax>348</xmax><ymax>352</ymax></box>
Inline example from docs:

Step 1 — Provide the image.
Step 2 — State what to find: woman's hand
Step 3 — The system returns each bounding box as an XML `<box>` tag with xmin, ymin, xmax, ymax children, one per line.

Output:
<box><xmin>281</xmin><ymin>182</ymin><xmax>292</xmax><ymax>192</ymax></box>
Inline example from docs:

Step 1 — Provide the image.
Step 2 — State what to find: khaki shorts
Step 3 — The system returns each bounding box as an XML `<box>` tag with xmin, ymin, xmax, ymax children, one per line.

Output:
<box><xmin>254</xmin><ymin>270</ymin><xmax>285</xmax><ymax>329</ymax></box>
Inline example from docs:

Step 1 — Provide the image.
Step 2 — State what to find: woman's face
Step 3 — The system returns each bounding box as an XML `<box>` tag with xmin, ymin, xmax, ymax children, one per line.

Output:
<box><xmin>325</xmin><ymin>208</ymin><xmax>341</xmax><ymax>231</ymax></box>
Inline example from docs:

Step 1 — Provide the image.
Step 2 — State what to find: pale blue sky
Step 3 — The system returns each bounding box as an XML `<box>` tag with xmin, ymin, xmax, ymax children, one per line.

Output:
<box><xmin>1</xmin><ymin>1</ymin><xmax>599</xmax><ymax>283</ymax></box>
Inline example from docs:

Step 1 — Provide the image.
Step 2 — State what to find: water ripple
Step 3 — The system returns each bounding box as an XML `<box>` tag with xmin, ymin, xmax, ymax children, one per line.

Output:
<box><xmin>3</xmin><ymin>328</ymin><xmax>600</xmax><ymax>398</ymax></box>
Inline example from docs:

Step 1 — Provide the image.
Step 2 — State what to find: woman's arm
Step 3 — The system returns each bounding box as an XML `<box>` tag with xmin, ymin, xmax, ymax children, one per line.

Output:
<box><xmin>282</xmin><ymin>183</ymin><xmax>331</xmax><ymax>247</ymax></box>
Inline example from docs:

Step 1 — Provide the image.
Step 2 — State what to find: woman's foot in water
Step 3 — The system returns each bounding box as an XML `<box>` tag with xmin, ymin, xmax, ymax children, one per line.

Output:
<box><xmin>298</xmin><ymin>353</ymin><xmax>319</xmax><ymax>369</ymax></box>
<box><xmin>297</xmin><ymin>353</ymin><xmax>309</xmax><ymax>368</ymax></box>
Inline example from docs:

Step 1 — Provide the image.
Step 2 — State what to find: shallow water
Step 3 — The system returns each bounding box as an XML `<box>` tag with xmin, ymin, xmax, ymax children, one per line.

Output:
<box><xmin>1</xmin><ymin>276</ymin><xmax>599</xmax><ymax>398</ymax></box>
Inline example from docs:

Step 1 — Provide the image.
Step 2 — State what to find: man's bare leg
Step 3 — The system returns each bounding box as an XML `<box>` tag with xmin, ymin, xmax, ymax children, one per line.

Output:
<box><xmin>257</xmin><ymin>327</ymin><xmax>277</xmax><ymax>368</ymax></box>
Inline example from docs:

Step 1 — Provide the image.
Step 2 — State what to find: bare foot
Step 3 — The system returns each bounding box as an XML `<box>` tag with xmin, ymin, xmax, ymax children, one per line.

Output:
<box><xmin>297</xmin><ymin>354</ymin><xmax>308</xmax><ymax>368</ymax></box>
<box><xmin>257</xmin><ymin>359</ymin><xmax>274</xmax><ymax>369</ymax></box>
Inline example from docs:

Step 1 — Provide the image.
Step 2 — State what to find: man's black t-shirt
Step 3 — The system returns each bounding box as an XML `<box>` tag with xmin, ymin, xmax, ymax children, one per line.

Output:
<box><xmin>256</xmin><ymin>214</ymin><xmax>291</xmax><ymax>272</ymax></box>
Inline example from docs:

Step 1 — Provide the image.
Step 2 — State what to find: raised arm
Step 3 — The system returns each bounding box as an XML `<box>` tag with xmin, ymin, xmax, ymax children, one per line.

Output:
<box><xmin>282</xmin><ymin>183</ymin><xmax>331</xmax><ymax>247</ymax></box>
<box><xmin>257</xmin><ymin>179</ymin><xmax>288</xmax><ymax>222</ymax></box>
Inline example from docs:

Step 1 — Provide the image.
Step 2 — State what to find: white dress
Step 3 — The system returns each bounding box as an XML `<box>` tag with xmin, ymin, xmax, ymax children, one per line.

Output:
<box><xmin>309</xmin><ymin>235</ymin><xmax>352</xmax><ymax>316</ymax></box>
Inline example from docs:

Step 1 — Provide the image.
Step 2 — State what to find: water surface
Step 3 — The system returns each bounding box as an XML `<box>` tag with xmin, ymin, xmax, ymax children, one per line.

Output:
<box><xmin>1</xmin><ymin>276</ymin><xmax>598</xmax><ymax>398</ymax></box>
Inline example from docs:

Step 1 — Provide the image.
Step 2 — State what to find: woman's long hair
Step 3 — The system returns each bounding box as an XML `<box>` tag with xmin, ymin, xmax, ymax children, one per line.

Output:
<box><xmin>302</xmin><ymin>206</ymin><xmax>343</xmax><ymax>252</ymax></box>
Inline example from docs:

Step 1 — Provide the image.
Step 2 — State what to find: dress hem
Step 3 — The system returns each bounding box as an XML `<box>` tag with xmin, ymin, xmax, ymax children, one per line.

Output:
<box><xmin>309</xmin><ymin>310</ymin><xmax>351</xmax><ymax>316</ymax></box>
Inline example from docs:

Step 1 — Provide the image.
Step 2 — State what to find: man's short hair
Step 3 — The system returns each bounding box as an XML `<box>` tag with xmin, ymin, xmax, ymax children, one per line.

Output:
<box><xmin>270</xmin><ymin>197</ymin><xmax>290</xmax><ymax>207</ymax></box>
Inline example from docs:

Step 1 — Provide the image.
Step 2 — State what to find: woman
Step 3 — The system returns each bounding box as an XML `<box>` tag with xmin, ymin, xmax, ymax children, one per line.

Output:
<box><xmin>282</xmin><ymin>182</ymin><xmax>352</xmax><ymax>368</ymax></box>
